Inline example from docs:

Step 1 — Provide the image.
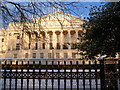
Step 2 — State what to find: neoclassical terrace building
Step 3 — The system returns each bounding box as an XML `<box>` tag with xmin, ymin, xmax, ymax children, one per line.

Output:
<box><xmin>0</xmin><ymin>11</ymin><xmax>84</xmax><ymax>61</ymax></box>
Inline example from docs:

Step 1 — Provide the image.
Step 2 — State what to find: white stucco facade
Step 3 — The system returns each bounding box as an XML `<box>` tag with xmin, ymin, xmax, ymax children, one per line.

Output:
<box><xmin>0</xmin><ymin>11</ymin><xmax>84</xmax><ymax>61</ymax></box>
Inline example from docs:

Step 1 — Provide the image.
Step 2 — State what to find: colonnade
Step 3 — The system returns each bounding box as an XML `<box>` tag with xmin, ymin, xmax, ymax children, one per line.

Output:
<box><xmin>22</xmin><ymin>30</ymin><xmax>82</xmax><ymax>50</ymax></box>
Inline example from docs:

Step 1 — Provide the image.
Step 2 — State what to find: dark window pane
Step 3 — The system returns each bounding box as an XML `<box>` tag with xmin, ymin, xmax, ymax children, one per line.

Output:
<box><xmin>64</xmin><ymin>53</ymin><xmax>68</xmax><ymax>58</ymax></box>
<box><xmin>43</xmin><ymin>43</ymin><xmax>45</xmax><ymax>49</ymax></box>
<box><xmin>33</xmin><ymin>53</ymin><xmax>36</xmax><ymax>58</ymax></box>
<box><xmin>2</xmin><ymin>38</ymin><xmax>4</xmax><ymax>42</ymax></box>
<box><xmin>35</xmin><ymin>43</ymin><xmax>38</xmax><ymax>50</ymax></box>
<box><xmin>40</xmin><ymin>53</ymin><xmax>44</xmax><ymax>58</ymax></box>
<box><xmin>49</xmin><ymin>43</ymin><xmax>53</xmax><ymax>49</ymax></box>
<box><xmin>17</xmin><ymin>36</ymin><xmax>20</xmax><ymax>39</ymax></box>
<box><xmin>63</xmin><ymin>43</ymin><xmax>68</xmax><ymax>49</ymax></box>
<box><xmin>14</xmin><ymin>54</ymin><xmax>17</xmax><ymax>58</ymax></box>
<box><xmin>16</xmin><ymin>43</ymin><xmax>20</xmax><ymax>50</ymax></box>
<box><xmin>25</xmin><ymin>53</ymin><xmax>28</xmax><ymax>58</ymax></box>
<box><xmin>56</xmin><ymin>43</ymin><xmax>60</xmax><ymax>49</ymax></box>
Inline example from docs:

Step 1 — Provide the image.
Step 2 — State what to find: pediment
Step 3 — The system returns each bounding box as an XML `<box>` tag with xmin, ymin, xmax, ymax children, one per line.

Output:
<box><xmin>34</xmin><ymin>11</ymin><xmax>82</xmax><ymax>21</ymax></box>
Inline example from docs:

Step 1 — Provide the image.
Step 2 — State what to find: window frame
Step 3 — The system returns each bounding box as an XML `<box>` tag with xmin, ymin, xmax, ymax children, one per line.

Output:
<box><xmin>16</xmin><ymin>43</ymin><xmax>20</xmax><ymax>50</ymax></box>
<box><xmin>48</xmin><ymin>53</ymin><xmax>52</xmax><ymax>58</ymax></box>
<box><xmin>14</xmin><ymin>54</ymin><xmax>17</xmax><ymax>58</ymax></box>
<box><xmin>17</xmin><ymin>36</ymin><xmax>20</xmax><ymax>39</ymax></box>
<box><xmin>40</xmin><ymin>53</ymin><xmax>44</xmax><ymax>58</ymax></box>
<box><xmin>64</xmin><ymin>53</ymin><xmax>68</xmax><ymax>58</ymax></box>
<box><xmin>56</xmin><ymin>53</ymin><xmax>60</xmax><ymax>58</ymax></box>
<box><xmin>56</xmin><ymin>43</ymin><xmax>60</xmax><ymax>49</ymax></box>
<box><xmin>32</xmin><ymin>53</ymin><xmax>36</xmax><ymax>58</ymax></box>
<box><xmin>2</xmin><ymin>38</ymin><xmax>4</xmax><ymax>42</ymax></box>
<box><xmin>42</xmin><ymin>43</ymin><xmax>45</xmax><ymax>49</ymax></box>
<box><xmin>72</xmin><ymin>53</ymin><xmax>76</xmax><ymax>58</ymax></box>
<box><xmin>25</xmin><ymin>53</ymin><xmax>29</xmax><ymax>58</ymax></box>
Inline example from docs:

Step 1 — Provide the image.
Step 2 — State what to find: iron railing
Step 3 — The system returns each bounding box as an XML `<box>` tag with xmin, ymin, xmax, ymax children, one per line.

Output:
<box><xmin>1</xmin><ymin>59</ymin><xmax>120</xmax><ymax>90</ymax></box>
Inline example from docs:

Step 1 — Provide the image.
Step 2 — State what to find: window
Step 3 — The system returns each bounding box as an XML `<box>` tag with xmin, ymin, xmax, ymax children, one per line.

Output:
<box><xmin>14</xmin><ymin>54</ymin><xmax>17</xmax><ymax>58</ymax></box>
<box><xmin>17</xmin><ymin>36</ymin><xmax>20</xmax><ymax>39</ymax></box>
<box><xmin>48</xmin><ymin>53</ymin><xmax>52</xmax><ymax>58</ymax></box>
<box><xmin>56</xmin><ymin>43</ymin><xmax>60</xmax><ymax>49</ymax></box>
<box><xmin>56</xmin><ymin>53</ymin><xmax>60</xmax><ymax>58</ymax></box>
<box><xmin>8</xmin><ymin>48</ymin><xmax>10</xmax><ymax>51</ymax></box>
<box><xmin>32</xmin><ymin>53</ymin><xmax>36</xmax><ymax>58</ymax></box>
<box><xmin>29</xmin><ymin>43</ymin><xmax>30</xmax><ymax>49</ymax></box>
<box><xmin>72</xmin><ymin>53</ymin><xmax>76</xmax><ymax>58</ymax></box>
<box><xmin>64</xmin><ymin>53</ymin><xmax>68</xmax><ymax>58</ymax></box>
<box><xmin>71</xmin><ymin>43</ymin><xmax>76</xmax><ymax>49</ymax></box>
<box><xmin>49</xmin><ymin>43</ymin><xmax>53</xmax><ymax>49</ymax></box>
<box><xmin>40</xmin><ymin>53</ymin><xmax>44</xmax><ymax>58</ymax></box>
<box><xmin>35</xmin><ymin>43</ymin><xmax>38</xmax><ymax>50</ymax></box>
<box><xmin>16</xmin><ymin>43</ymin><xmax>20</xmax><ymax>50</ymax></box>
<box><xmin>25</xmin><ymin>53</ymin><xmax>28</xmax><ymax>58</ymax></box>
<box><xmin>2</xmin><ymin>38</ymin><xmax>4</xmax><ymax>42</ymax></box>
<box><xmin>42</xmin><ymin>43</ymin><xmax>45</xmax><ymax>49</ymax></box>
<box><xmin>63</xmin><ymin>43</ymin><xmax>68</xmax><ymax>49</ymax></box>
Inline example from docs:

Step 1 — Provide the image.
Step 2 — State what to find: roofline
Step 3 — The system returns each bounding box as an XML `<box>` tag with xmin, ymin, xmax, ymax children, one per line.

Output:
<box><xmin>33</xmin><ymin>11</ymin><xmax>84</xmax><ymax>22</ymax></box>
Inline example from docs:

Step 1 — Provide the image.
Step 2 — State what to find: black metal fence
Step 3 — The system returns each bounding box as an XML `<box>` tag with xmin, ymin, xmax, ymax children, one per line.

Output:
<box><xmin>1</xmin><ymin>59</ymin><xmax>120</xmax><ymax>90</ymax></box>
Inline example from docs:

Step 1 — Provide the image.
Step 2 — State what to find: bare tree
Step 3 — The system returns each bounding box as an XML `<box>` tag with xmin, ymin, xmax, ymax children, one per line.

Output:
<box><xmin>0</xmin><ymin>0</ymin><xmax>85</xmax><ymax>50</ymax></box>
<box><xmin>1</xmin><ymin>1</ymin><xmax>85</xmax><ymax>26</ymax></box>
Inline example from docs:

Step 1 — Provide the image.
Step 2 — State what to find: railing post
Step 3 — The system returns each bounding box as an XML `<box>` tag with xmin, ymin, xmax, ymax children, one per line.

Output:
<box><xmin>95</xmin><ymin>60</ymin><xmax>98</xmax><ymax>90</ymax></box>
<box><xmin>27</xmin><ymin>61</ymin><xmax>29</xmax><ymax>90</ymax></box>
<box><xmin>82</xmin><ymin>60</ymin><xmax>85</xmax><ymax>90</ymax></box>
<box><xmin>76</xmin><ymin>61</ymin><xmax>79</xmax><ymax>90</ymax></box>
<box><xmin>52</xmin><ymin>61</ymin><xmax>54</xmax><ymax>90</ymax></box>
<box><xmin>70</xmin><ymin>61</ymin><xmax>72</xmax><ymax>90</ymax></box>
<box><xmin>118</xmin><ymin>59</ymin><xmax>120</xmax><ymax>90</ymax></box>
<box><xmin>9</xmin><ymin>61</ymin><xmax>12</xmax><ymax>90</ymax></box>
<box><xmin>21</xmin><ymin>61</ymin><xmax>23</xmax><ymax>90</ymax></box>
<box><xmin>0</xmin><ymin>60</ymin><xmax>2</xmax><ymax>90</ymax></box>
<box><xmin>45</xmin><ymin>61</ymin><xmax>48</xmax><ymax>90</ymax></box>
<box><xmin>3</xmin><ymin>61</ymin><xmax>6</xmax><ymax>90</ymax></box>
<box><xmin>89</xmin><ymin>60</ymin><xmax>92</xmax><ymax>90</ymax></box>
<box><xmin>33</xmin><ymin>61</ymin><xmax>35</xmax><ymax>90</ymax></box>
<box><xmin>107</xmin><ymin>59</ymin><xmax>118</xmax><ymax>90</ymax></box>
<box><xmin>64</xmin><ymin>61</ymin><xmax>66</xmax><ymax>90</ymax></box>
<box><xmin>39</xmin><ymin>61</ymin><xmax>41</xmax><ymax>90</ymax></box>
<box><xmin>15</xmin><ymin>61</ymin><xmax>18</xmax><ymax>90</ymax></box>
<box><xmin>58</xmin><ymin>61</ymin><xmax>60</xmax><ymax>90</ymax></box>
<box><xmin>99</xmin><ymin>59</ymin><xmax>105</xmax><ymax>90</ymax></box>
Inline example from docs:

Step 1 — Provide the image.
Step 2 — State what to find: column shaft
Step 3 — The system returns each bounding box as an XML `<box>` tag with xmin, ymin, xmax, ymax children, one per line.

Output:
<box><xmin>68</xmin><ymin>31</ymin><xmax>71</xmax><ymax>49</ymax></box>
<box><xmin>60</xmin><ymin>31</ymin><xmax>63</xmax><ymax>49</ymax></box>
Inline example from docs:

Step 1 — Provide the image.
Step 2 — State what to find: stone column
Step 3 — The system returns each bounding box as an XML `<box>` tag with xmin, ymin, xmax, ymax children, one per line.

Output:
<box><xmin>68</xmin><ymin>30</ymin><xmax>71</xmax><ymax>49</ymax></box>
<box><xmin>37</xmin><ymin>31</ymin><xmax>39</xmax><ymax>50</ymax></box>
<box><xmin>60</xmin><ymin>31</ymin><xmax>63</xmax><ymax>50</ymax></box>
<box><xmin>52</xmin><ymin>31</ymin><xmax>56</xmax><ymax>49</ymax></box>
<box><xmin>11</xmin><ymin>33</ymin><xmax>14</xmax><ymax>50</ymax></box>
<box><xmin>76</xmin><ymin>30</ymin><xmax>79</xmax><ymax>43</ymax></box>
<box><xmin>45</xmin><ymin>31</ymin><xmax>48</xmax><ymax>50</ymax></box>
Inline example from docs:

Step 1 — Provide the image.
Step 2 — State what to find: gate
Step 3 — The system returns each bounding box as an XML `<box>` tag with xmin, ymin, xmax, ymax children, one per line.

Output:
<box><xmin>1</xmin><ymin>59</ymin><xmax>120</xmax><ymax>90</ymax></box>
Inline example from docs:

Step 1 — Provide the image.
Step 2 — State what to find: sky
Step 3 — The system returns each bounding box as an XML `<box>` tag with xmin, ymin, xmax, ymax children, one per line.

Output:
<box><xmin>64</xmin><ymin>2</ymin><xmax>105</xmax><ymax>19</ymax></box>
<box><xmin>0</xmin><ymin>1</ymin><xmax>105</xmax><ymax>29</ymax></box>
